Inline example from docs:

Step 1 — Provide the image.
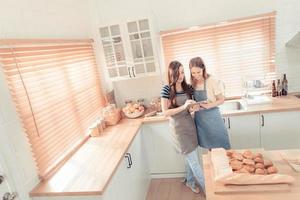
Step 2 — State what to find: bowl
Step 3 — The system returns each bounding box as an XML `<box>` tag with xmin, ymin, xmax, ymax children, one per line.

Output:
<box><xmin>123</xmin><ymin>110</ymin><xmax>145</xmax><ymax>118</ymax></box>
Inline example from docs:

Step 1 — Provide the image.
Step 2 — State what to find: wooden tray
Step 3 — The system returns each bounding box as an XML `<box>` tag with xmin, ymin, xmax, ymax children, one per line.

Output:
<box><xmin>209</xmin><ymin>151</ymin><xmax>291</xmax><ymax>194</ymax></box>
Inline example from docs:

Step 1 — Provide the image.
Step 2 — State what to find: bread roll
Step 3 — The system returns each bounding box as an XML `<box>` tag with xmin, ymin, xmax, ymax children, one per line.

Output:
<box><xmin>267</xmin><ymin>166</ymin><xmax>278</xmax><ymax>174</ymax></box>
<box><xmin>226</xmin><ymin>150</ymin><xmax>235</xmax><ymax>157</ymax></box>
<box><xmin>255</xmin><ymin>168</ymin><xmax>265</xmax><ymax>175</ymax></box>
<box><xmin>244</xmin><ymin>165</ymin><xmax>255</xmax><ymax>173</ymax></box>
<box><xmin>254</xmin><ymin>157</ymin><xmax>264</xmax><ymax>164</ymax></box>
<box><xmin>255</xmin><ymin>163</ymin><xmax>264</xmax><ymax>169</ymax></box>
<box><xmin>253</xmin><ymin>152</ymin><xmax>263</xmax><ymax>159</ymax></box>
<box><xmin>264</xmin><ymin>159</ymin><xmax>273</xmax><ymax>168</ymax></box>
<box><xmin>230</xmin><ymin>160</ymin><xmax>243</xmax><ymax>171</ymax></box>
<box><xmin>242</xmin><ymin>150</ymin><xmax>253</xmax><ymax>159</ymax></box>
<box><xmin>232</xmin><ymin>152</ymin><xmax>243</xmax><ymax>161</ymax></box>
<box><xmin>243</xmin><ymin>158</ymin><xmax>255</xmax><ymax>166</ymax></box>
<box><xmin>236</xmin><ymin>167</ymin><xmax>250</xmax><ymax>173</ymax></box>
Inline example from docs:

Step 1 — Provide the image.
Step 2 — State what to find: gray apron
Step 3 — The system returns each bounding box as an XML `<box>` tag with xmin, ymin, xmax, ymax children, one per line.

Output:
<box><xmin>194</xmin><ymin>81</ymin><xmax>231</xmax><ymax>149</ymax></box>
<box><xmin>169</xmin><ymin>93</ymin><xmax>198</xmax><ymax>155</ymax></box>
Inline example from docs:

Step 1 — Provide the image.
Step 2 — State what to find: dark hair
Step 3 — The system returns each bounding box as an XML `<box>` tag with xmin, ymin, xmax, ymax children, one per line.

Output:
<box><xmin>168</xmin><ymin>61</ymin><xmax>192</xmax><ymax>108</ymax></box>
<box><xmin>189</xmin><ymin>57</ymin><xmax>210</xmax><ymax>87</ymax></box>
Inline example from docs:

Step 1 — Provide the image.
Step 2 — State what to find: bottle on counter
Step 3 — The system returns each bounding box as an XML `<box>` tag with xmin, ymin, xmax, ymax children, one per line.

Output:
<box><xmin>282</xmin><ymin>74</ymin><xmax>288</xmax><ymax>96</ymax></box>
<box><xmin>272</xmin><ymin>80</ymin><xmax>277</xmax><ymax>97</ymax></box>
<box><xmin>277</xmin><ymin>79</ymin><xmax>282</xmax><ymax>96</ymax></box>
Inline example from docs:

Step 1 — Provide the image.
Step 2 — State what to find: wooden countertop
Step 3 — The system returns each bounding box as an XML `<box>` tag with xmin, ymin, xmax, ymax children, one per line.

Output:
<box><xmin>222</xmin><ymin>95</ymin><xmax>300</xmax><ymax>117</ymax></box>
<box><xmin>30</xmin><ymin>118</ymin><xmax>144</xmax><ymax>197</ymax></box>
<box><xmin>203</xmin><ymin>150</ymin><xmax>300</xmax><ymax>200</ymax></box>
<box><xmin>143</xmin><ymin>94</ymin><xmax>300</xmax><ymax>121</ymax></box>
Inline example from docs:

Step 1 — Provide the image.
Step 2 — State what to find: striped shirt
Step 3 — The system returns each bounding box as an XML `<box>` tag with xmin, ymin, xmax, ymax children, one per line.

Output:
<box><xmin>160</xmin><ymin>85</ymin><xmax>194</xmax><ymax>99</ymax></box>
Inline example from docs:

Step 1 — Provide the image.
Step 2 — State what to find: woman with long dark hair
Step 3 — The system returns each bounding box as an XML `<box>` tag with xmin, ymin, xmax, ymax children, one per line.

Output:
<box><xmin>189</xmin><ymin>57</ymin><xmax>230</xmax><ymax>150</ymax></box>
<box><xmin>161</xmin><ymin>60</ymin><xmax>205</xmax><ymax>194</ymax></box>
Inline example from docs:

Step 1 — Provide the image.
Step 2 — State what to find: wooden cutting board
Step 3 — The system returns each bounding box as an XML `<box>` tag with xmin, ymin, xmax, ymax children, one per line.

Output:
<box><xmin>210</xmin><ymin>165</ymin><xmax>290</xmax><ymax>194</ymax></box>
<box><xmin>209</xmin><ymin>150</ymin><xmax>291</xmax><ymax>194</ymax></box>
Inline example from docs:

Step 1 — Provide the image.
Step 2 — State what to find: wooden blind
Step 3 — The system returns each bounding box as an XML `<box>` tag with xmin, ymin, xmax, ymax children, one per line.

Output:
<box><xmin>161</xmin><ymin>12</ymin><xmax>276</xmax><ymax>97</ymax></box>
<box><xmin>0</xmin><ymin>39</ymin><xmax>105</xmax><ymax>178</ymax></box>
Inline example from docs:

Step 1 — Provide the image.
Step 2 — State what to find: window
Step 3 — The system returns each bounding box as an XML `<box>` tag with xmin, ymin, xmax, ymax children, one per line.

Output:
<box><xmin>161</xmin><ymin>12</ymin><xmax>276</xmax><ymax>97</ymax></box>
<box><xmin>0</xmin><ymin>39</ymin><xmax>105</xmax><ymax>179</ymax></box>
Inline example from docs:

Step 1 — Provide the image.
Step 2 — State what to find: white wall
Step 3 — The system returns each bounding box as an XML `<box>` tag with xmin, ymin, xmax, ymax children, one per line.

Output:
<box><xmin>92</xmin><ymin>0</ymin><xmax>300</xmax><ymax>92</ymax></box>
<box><xmin>0</xmin><ymin>0</ymin><xmax>93</xmax><ymax>39</ymax></box>
<box><xmin>0</xmin><ymin>0</ymin><xmax>93</xmax><ymax>199</ymax></box>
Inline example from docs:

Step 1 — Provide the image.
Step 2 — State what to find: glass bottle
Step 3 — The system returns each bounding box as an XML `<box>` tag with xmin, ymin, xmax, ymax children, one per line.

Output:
<box><xmin>272</xmin><ymin>80</ymin><xmax>277</xmax><ymax>97</ymax></box>
<box><xmin>281</xmin><ymin>74</ymin><xmax>288</xmax><ymax>96</ymax></box>
<box><xmin>277</xmin><ymin>79</ymin><xmax>282</xmax><ymax>96</ymax></box>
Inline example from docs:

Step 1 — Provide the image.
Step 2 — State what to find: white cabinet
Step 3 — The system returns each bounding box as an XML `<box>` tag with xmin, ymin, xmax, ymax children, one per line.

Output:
<box><xmin>223</xmin><ymin>114</ymin><xmax>261</xmax><ymax>149</ymax></box>
<box><xmin>143</xmin><ymin>122</ymin><xmax>185</xmax><ymax>175</ymax></box>
<box><xmin>260</xmin><ymin>111</ymin><xmax>300</xmax><ymax>150</ymax></box>
<box><xmin>33</xmin><ymin>130</ymin><xmax>150</xmax><ymax>200</ymax></box>
<box><xmin>99</xmin><ymin>19</ymin><xmax>159</xmax><ymax>80</ymax></box>
<box><xmin>222</xmin><ymin>111</ymin><xmax>300</xmax><ymax>151</ymax></box>
<box><xmin>102</xmin><ymin>129</ymin><xmax>150</xmax><ymax>200</ymax></box>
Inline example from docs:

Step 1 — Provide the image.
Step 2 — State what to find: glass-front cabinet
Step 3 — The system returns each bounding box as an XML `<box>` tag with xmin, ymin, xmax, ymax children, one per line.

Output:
<box><xmin>99</xmin><ymin>19</ymin><xmax>158</xmax><ymax>80</ymax></box>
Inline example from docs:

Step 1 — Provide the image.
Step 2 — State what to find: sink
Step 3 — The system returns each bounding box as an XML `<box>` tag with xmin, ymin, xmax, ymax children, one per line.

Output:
<box><xmin>219</xmin><ymin>101</ymin><xmax>246</xmax><ymax>112</ymax></box>
<box><xmin>295</xmin><ymin>94</ymin><xmax>300</xmax><ymax>99</ymax></box>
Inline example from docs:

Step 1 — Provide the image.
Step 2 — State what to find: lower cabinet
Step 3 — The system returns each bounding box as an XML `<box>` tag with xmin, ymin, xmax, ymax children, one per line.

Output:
<box><xmin>260</xmin><ymin>111</ymin><xmax>300</xmax><ymax>150</ymax></box>
<box><xmin>143</xmin><ymin>122</ymin><xmax>185</xmax><ymax>175</ymax></box>
<box><xmin>103</xmin><ymin>129</ymin><xmax>150</xmax><ymax>200</ymax></box>
<box><xmin>223</xmin><ymin>111</ymin><xmax>300</xmax><ymax>150</ymax></box>
<box><xmin>223</xmin><ymin>114</ymin><xmax>261</xmax><ymax>149</ymax></box>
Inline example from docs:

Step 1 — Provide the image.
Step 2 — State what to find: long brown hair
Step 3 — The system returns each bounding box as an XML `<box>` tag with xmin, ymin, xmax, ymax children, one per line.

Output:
<box><xmin>168</xmin><ymin>61</ymin><xmax>192</xmax><ymax>108</ymax></box>
<box><xmin>189</xmin><ymin>57</ymin><xmax>210</xmax><ymax>87</ymax></box>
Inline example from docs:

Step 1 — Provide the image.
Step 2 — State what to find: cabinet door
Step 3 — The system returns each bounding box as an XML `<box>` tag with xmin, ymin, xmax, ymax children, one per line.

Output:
<box><xmin>127</xmin><ymin>19</ymin><xmax>157</xmax><ymax>77</ymax></box>
<box><xmin>100</xmin><ymin>25</ymin><xmax>128</xmax><ymax>79</ymax></box>
<box><xmin>143</xmin><ymin>122</ymin><xmax>185</xmax><ymax>174</ymax></box>
<box><xmin>126</xmin><ymin>131</ymin><xmax>150</xmax><ymax>200</ymax></box>
<box><xmin>102</xmin><ymin>154</ymin><xmax>130</xmax><ymax>200</ymax></box>
<box><xmin>224</xmin><ymin>115</ymin><xmax>261</xmax><ymax>149</ymax></box>
<box><xmin>261</xmin><ymin>111</ymin><xmax>300</xmax><ymax>150</ymax></box>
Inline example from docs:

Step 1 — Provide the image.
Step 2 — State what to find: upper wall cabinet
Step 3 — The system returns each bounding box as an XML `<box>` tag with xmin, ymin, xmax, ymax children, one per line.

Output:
<box><xmin>99</xmin><ymin>19</ymin><xmax>158</xmax><ymax>80</ymax></box>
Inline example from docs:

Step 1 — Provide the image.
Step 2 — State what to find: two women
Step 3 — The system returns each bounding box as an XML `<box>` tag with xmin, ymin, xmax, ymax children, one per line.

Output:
<box><xmin>160</xmin><ymin>57</ymin><xmax>231</xmax><ymax>194</ymax></box>
<box><xmin>160</xmin><ymin>61</ymin><xmax>205</xmax><ymax>193</ymax></box>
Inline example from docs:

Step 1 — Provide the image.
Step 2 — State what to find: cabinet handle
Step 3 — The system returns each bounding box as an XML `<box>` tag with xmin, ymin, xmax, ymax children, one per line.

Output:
<box><xmin>3</xmin><ymin>192</ymin><xmax>17</xmax><ymax>200</ymax></box>
<box><xmin>227</xmin><ymin>117</ymin><xmax>231</xmax><ymax>129</ymax></box>
<box><xmin>128</xmin><ymin>67</ymin><xmax>132</xmax><ymax>78</ymax></box>
<box><xmin>261</xmin><ymin>114</ymin><xmax>264</xmax><ymax>127</ymax></box>
<box><xmin>126</xmin><ymin>152</ymin><xmax>133</xmax><ymax>166</ymax></box>
<box><xmin>131</xmin><ymin>67</ymin><xmax>136</xmax><ymax>77</ymax></box>
<box><xmin>124</xmin><ymin>154</ymin><xmax>131</xmax><ymax>168</ymax></box>
<box><xmin>0</xmin><ymin>175</ymin><xmax>4</xmax><ymax>184</ymax></box>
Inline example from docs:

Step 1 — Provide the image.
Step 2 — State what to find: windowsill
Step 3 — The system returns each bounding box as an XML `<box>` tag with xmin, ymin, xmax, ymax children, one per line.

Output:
<box><xmin>29</xmin><ymin>118</ymin><xmax>143</xmax><ymax>197</ymax></box>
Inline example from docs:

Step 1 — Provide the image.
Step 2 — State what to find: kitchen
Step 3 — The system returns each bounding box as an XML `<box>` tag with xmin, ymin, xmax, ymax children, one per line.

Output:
<box><xmin>0</xmin><ymin>0</ymin><xmax>300</xmax><ymax>200</ymax></box>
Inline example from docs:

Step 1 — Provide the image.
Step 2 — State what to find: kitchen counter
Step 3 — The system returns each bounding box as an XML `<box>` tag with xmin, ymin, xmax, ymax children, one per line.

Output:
<box><xmin>222</xmin><ymin>94</ymin><xmax>300</xmax><ymax>117</ymax></box>
<box><xmin>30</xmin><ymin>118</ymin><xmax>144</xmax><ymax>197</ymax></box>
<box><xmin>203</xmin><ymin>149</ymin><xmax>300</xmax><ymax>200</ymax></box>
<box><xmin>143</xmin><ymin>94</ymin><xmax>300</xmax><ymax>121</ymax></box>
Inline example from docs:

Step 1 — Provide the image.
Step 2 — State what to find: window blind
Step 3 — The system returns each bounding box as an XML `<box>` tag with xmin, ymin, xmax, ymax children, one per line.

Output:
<box><xmin>0</xmin><ymin>39</ymin><xmax>105</xmax><ymax>179</ymax></box>
<box><xmin>161</xmin><ymin>12</ymin><xmax>276</xmax><ymax>97</ymax></box>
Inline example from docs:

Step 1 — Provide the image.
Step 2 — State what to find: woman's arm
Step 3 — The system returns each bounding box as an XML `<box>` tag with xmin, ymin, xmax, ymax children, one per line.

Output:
<box><xmin>161</xmin><ymin>98</ymin><xmax>195</xmax><ymax>117</ymax></box>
